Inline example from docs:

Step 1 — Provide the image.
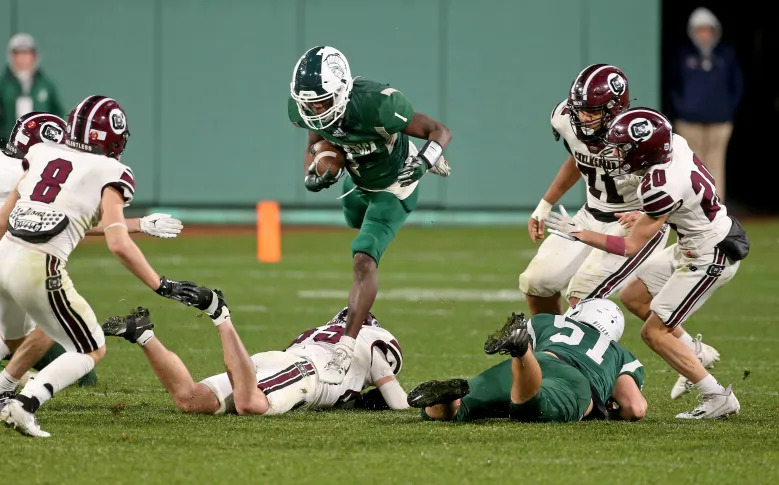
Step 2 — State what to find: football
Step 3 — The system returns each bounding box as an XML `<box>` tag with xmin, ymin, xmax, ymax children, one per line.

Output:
<box><xmin>310</xmin><ymin>140</ymin><xmax>346</xmax><ymax>177</ymax></box>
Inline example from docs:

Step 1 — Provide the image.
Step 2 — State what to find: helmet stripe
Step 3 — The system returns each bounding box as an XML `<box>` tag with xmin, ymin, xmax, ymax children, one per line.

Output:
<box><xmin>581</xmin><ymin>65</ymin><xmax>613</xmax><ymax>101</ymax></box>
<box><xmin>83</xmin><ymin>97</ymin><xmax>114</xmax><ymax>143</ymax></box>
<box><xmin>74</xmin><ymin>96</ymin><xmax>102</xmax><ymax>143</ymax></box>
<box><xmin>69</xmin><ymin>97</ymin><xmax>90</xmax><ymax>137</ymax></box>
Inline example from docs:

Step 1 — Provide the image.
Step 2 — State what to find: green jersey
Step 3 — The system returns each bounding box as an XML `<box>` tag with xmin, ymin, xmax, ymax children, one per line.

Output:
<box><xmin>528</xmin><ymin>314</ymin><xmax>644</xmax><ymax>404</ymax></box>
<box><xmin>289</xmin><ymin>79</ymin><xmax>414</xmax><ymax>190</ymax></box>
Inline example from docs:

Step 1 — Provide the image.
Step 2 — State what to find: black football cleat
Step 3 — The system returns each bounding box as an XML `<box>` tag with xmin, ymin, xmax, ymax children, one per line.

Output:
<box><xmin>484</xmin><ymin>312</ymin><xmax>530</xmax><ymax>358</ymax></box>
<box><xmin>0</xmin><ymin>390</ymin><xmax>15</xmax><ymax>413</ymax></box>
<box><xmin>102</xmin><ymin>307</ymin><xmax>154</xmax><ymax>344</ymax></box>
<box><xmin>407</xmin><ymin>379</ymin><xmax>470</xmax><ymax>408</ymax></box>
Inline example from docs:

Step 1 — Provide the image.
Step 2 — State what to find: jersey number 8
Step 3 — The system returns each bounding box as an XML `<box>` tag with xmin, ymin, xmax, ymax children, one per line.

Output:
<box><xmin>30</xmin><ymin>159</ymin><xmax>73</xmax><ymax>204</ymax></box>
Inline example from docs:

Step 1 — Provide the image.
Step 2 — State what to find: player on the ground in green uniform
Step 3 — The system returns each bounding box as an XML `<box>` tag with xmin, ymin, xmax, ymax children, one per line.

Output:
<box><xmin>407</xmin><ymin>299</ymin><xmax>647</xmax><ymax>422</ymax></box>
<box><xmin>288</xmin><ymin>46</ymin><xmax>452</xmax><ymax>384</ymax></box>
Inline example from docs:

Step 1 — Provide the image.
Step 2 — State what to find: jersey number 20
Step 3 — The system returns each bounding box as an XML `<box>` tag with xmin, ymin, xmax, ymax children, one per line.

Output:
<box><xmin>30</xmin><ymin>159</ymin><xmax>73</xmax><ymax>204</ymax></box>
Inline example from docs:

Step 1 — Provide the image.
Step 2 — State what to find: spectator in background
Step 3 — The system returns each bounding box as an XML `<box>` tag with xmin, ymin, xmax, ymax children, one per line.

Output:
<box><xmin>670</xmin><ymin>7</ymin><xmax>743</xmax><ymax>202</ymax></box>
<box><xmin>0</xmin><ymin>33</ymin><xmax>64</xmax><ymax>137</ymax></box>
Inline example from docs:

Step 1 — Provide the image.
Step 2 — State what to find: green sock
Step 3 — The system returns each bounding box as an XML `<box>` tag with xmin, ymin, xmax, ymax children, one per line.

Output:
<box><xmin>32</xmin><ymin>343</ymin><xmax>98</xmax><ymax>387</ymax></box>
<box><xmin>33</xmin><ymin>343</ymin><xmax>67</xmax><ymax>371</ymax></box>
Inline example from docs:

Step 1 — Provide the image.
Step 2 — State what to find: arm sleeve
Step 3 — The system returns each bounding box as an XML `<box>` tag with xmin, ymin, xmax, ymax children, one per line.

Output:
<box><xmin>369</xmin><ymin>347</ymin><xmax>396</xmax><ymax>383</ymax></box>
<box><xmin>639</xmin><ymin>172</ymin><xmax>680</xmax><ymax>218</ymax></box>
<box><xmin>377</xmin><ymin>379</ymin><xmax>408</xmax><ymax>410</ymax></box>
<box><xmin>103</xmin><ymin>166</ymin><xmax>135</xmax><ymax>206</ymax></box>
<box><xmin>377</xmin><ymin>89</ymin><xmax>414</xmax><ymax>134</ymax></box>
<box><xmin>617</xmin><ymin>349</ymin><xmax>645</xmax><ymax>390</ymax></box>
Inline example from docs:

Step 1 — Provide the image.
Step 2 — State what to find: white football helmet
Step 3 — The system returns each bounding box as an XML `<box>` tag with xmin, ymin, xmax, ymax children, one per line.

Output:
<box><xmin>565</xmin><ymin>298</ymin><xmax>625</xmax><ymax>341</ymax></box>
<box><xmin>290</xmin><ymin>45</ymin><xmax>354</xmax><ymax>130</ymax></box>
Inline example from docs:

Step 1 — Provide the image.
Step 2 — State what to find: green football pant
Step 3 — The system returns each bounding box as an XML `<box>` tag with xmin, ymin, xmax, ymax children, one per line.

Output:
<box><xmin>340</xmin><ymin>177</ymin><xmax>419</xmax><ymax>265</ymax></box>
<box><xmin>454</xmin><ymin>352</ymin><xmax>592</xmax><ymax>423</ymax></box>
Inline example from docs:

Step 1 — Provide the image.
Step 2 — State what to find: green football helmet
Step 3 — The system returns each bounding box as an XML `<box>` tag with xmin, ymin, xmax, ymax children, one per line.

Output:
<box><xmin>290</xmin><ymin>46</ymin><xmax>354</xmax><ymax>130</ymax></box>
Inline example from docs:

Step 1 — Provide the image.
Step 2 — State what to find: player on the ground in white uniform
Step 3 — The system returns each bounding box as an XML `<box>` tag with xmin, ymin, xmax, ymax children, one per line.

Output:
<box><xmin>0</xmin><ymin>96</ymin><xmax>201</xmax><ymax>437</ymax></box>
<box><xmin>0</xmin><ymin>112</ymin><xmax>183</xmax><ymax>397</ymax></box>
<box><xmin>519</xmin><ymin>65</ymin><xmax>719</xmax><ymax>390</ymax></box>
<box><xmin>545</xmin><ymin>107</ymin><xmax>748</xmax><ymax>419</ymax></box>
<box><xmin>102</xmin><ymin>288</ymin><xmax>408</xmax><ymax>416</ymax></box>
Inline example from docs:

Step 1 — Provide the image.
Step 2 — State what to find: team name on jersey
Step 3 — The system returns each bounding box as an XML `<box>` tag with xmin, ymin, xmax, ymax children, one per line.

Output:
<box><xmin>342</xmin><ymin>141</ymin><xmax>378</xmax><ymax>157</ymax></box>
<box><xmin>573</xmin><ymin>148</ymin><xmax>620</xmax><ymax>171</ymax></box>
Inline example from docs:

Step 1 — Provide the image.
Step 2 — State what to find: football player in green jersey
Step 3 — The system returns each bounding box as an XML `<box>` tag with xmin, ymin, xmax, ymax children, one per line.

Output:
<box><xmin>408</xmin><ymin>299</ymin><xmax>647</xmax><ymax>422</ymax></box>
<box><xmin>289</xmin><ymin>46</ymin><xmax>452</xmax><ymax>384</ymax></box>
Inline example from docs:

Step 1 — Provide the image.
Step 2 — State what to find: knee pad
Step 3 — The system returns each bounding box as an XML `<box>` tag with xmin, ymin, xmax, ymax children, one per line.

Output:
<box><xmin>519</xmin><ymin>266</ymin><xmax>561</xmax><ymax>297</ymax></box>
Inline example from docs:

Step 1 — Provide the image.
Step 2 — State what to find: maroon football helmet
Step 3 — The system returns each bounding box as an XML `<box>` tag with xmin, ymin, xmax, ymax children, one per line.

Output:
<box><xmin>2</xmin><ymin>112</ymin><xmax>67</xmax><ymax>159</ymax></box>
<box><xmin>605</xmin><ymin>107</ymin><xmax>673</xmax><ymax>174</ymax></box>
<box><xmin>568</xmin><ymin>64</ymin><xmax>630</xmax><ymax>140</ymax></box>
<box><xmin>65</xmin><ymin>95</ymin><xmax>130</xmax><ymax>160</ymax></box>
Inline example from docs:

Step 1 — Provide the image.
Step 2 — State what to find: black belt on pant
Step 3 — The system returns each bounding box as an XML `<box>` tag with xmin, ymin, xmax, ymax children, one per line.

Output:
<box><xmin>585</xmin><ymin>205</ymin><xmax>620</xmax><ymax>223</ymax></box>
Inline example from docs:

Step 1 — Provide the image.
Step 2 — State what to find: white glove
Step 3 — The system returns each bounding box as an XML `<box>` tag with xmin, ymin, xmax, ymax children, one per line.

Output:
<box><xmin>428</xmin><ymin>155</ymin><xmax>451</xmax><ymax>177</ymax></box>
<box><xmin>544</xmin><ymin>205</ymin><xmax>583</xmax><ymax>241</ymax></box>
<box><xmin>140</xmin><ymin>213</ymin><xmax>183</xmax><ymax>238</ymax></box>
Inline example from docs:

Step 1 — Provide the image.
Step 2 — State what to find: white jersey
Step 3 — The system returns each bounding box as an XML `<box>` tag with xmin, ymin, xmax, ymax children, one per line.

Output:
<box><xmin>551</xmin><ymin>100</ymin><xmax>642</xmax><ymax>213</ymax></box>
<box><xmin>638</xmin><ymin>134</ymin><xmax>731</xmax><ymax>256</ymax></box>
<box><xmin>285</xmin><ymin>322</ymin><xmax>403</xmax><ymax>409</ymax></box>
<box><xmin>7</xmin><ymin>143</ymin><xmax>135</xmax><ymax>261</ymax></box>
<box><xmin>0</xmin><ymin>152</ymin><xmax>24</xmax><ymax>206</ymax></box>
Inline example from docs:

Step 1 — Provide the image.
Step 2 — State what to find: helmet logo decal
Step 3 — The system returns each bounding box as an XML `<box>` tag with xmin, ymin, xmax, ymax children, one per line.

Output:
<box><xmin>628</xmin><ymin>118</ymin><xmax>653</xmax><ymax>141</ymax></box>
<box><xmin>40</xmin><ymin>122</ymin><xmax>64</xmax><ymax>143</ymax></box>
<box><xmin>607</xmin><ymin>73</ymin><xmax>626</xmax><ymax>95</ymax></box>
<box><xmin>109</xmin><ymin>109</ymin><xmax>126</xmax><ymax>134</ymax></box>
<box><xmin>26</xmin><ymin>120</ymin><xmax>37</xmax><ymax>129</ymax></box>
<box><xmin>325</xmin><ymin>53</ymin><xmax>347</xmax><ymax>79</ymax></box>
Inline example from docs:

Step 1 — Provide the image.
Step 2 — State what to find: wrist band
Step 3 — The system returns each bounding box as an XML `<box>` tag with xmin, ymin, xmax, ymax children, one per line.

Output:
<box><xmin>103</xmin><ymin>222</ymin><xmax>128</xmax><ymax>231</ymax></box>
<box><xmin>605</xmin><ymin>235</ymin><xmax>627</xmax><ymax>256</ymax></box>
<box><xmin>531</xmin><ymin>199</ymin><xmax>553</xmax><ymax>221</ymax></box>
<box><xmin>418</xmin><ymin>140</ymin><xmax>443</xmax><ymax>169</ymax></box>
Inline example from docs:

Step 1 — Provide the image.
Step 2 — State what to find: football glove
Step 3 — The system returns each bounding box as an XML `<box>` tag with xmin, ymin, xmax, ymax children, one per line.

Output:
<box><xmin>155</xmin><ymin>276</ymin><xmax>201</xmax><ymax>305</ymax></box>
<box><xmin>353</xmin><ymin>387</ymin><xmax>390</xmax><ymax>411</ymax></box>
<box><xmin>398</xmin><ymin>155</ymin><xmax>427</xmax><ymax>187</ymax></box>
<box><xmin>544</xmin><ymin>205</ymin><xmax>584</xmax><ymax>241</ymax></box>
<box><xmin>304</xmin><ymin>163</ymin><xmax>341</xmax><ymax>192</ymax></box>
<box><xmin>140</xmin><ymin>213</ymin><xmax>183</xmax><ymax>238</ymax></box>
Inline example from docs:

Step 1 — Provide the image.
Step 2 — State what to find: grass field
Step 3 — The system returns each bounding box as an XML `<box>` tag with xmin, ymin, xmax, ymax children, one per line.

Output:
<box><xmin>3</xmin><ymin>223</ymin><xmax>778</xmax><ymax>484</ymax></box>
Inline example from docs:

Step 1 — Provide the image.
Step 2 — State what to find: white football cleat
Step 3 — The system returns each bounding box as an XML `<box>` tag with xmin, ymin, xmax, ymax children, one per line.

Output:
<box><xmin>0</xmin><ymin>400</ymin><xmax>50</xmax><ymax>437</ymax></box>
<box><xmin>695</xmin><ymin>334</ymin><xmax>720</xmax><ymax>369</ymax></box>
<box><xmin>320</xmin><ymin>344</ymin><xmax>353</xmax><ymax>385</ymax></box>
<box><xmin>676</xmin><ymin>385</ymin><xmax>740</xmax><ymax>420</ymax></box>
<box><xmin>670</xmin><ymin>374</ymin><xmax>695</xmax><ymax>400</ymax></box>
<box><xmin>670</xmin><ymin>334</ymin><xmax>721</xmax><ymax>400</ymax></box>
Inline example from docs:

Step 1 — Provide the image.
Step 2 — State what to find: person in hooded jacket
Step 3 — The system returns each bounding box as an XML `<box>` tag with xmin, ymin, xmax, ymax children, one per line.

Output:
<box><xmin>0</xmin><ymin>33</ymin><xmax>64</xmax><ymax>138</ymax></box>
<box><xmin>670</xmin><ymin>7</ymin><xmax>744</xmax><ymax>202</ymax></box>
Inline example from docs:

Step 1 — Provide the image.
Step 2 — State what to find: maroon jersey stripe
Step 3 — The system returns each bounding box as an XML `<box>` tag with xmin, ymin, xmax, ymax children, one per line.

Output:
<box><xmin>643</xmin><ymin>194</ymin><xmax>675</xmax><ymax>213</ymax></box>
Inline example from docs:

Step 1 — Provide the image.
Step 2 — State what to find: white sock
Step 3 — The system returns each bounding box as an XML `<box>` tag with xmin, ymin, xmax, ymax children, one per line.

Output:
<box><xmin>694</xmin><ymin>374</ymin><xmax>725</xmax><ymax>395</ymax></box>
<box><xmin>0</xmin><ymin>369</ymin><xmax>20</xmax><ymax>393</ymax></box>
<box><xmin>19</xmin><ymin>352</ymin><xmax>95</xmax><ymax>410</ymax></box>
<box><xmin>0</xmin><ymin>339</ymin><xmax>9</xmax><ymax>360</ymax></box>
<box><xmin>338</xmin><ymin>335</ymin><xmax>356</xmax><ymax>351</ymax></box>
<box><xmin>677</xmin><ymin>331</ymin><xmax>696</xmax><ymax>352</ymax></box>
